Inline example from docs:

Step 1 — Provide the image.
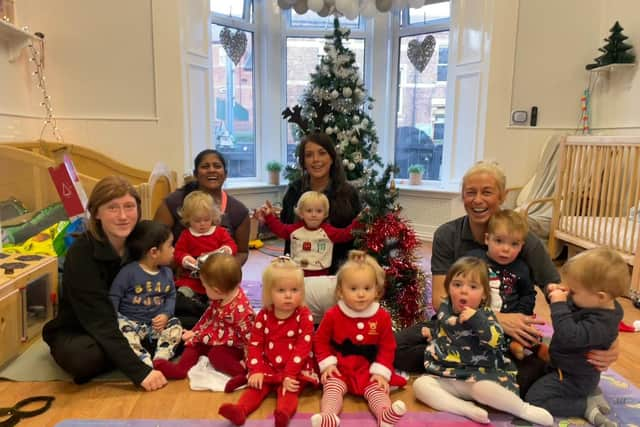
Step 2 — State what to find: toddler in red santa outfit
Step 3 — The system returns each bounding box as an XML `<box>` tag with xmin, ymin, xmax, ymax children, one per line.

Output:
<box><xmin>218</xmin><ymin>256</ymin><xmax>318</xmax><ymax>427</ymax></box>
<box><xmin>312</xmin><ymin>250</ymin><xmax>407</xmax><ymax>427</ymax></box>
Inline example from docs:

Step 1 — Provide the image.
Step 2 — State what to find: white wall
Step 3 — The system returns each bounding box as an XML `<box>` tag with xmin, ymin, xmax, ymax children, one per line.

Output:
<box><xmin>3</xmin><ymin>0</ymin><xmax>639</xmax><ymax>240</ymax></box>
<box><xmin>486</xmin><ymin>0</ymin><xmax>640</xmax><ymax>188</ymax></box>
<box><xmin>592</xmin><ymin>0</ymin><xmax>640</xmax><ymax>131</ymax></box>
<box><xmin>0</xmin><ymin>0</ymin><xmax>187</xmax><ymax>175</ymax></box>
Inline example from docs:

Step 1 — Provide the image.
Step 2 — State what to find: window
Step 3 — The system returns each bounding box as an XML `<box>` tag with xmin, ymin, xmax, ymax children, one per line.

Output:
<box><xmin>284</xmin><ymin>10</ymin><xmax>368</xmax><ymax>166</ymax></box>
<box><xmin>211</xmin><ymin>1</ymin><xmax>256</xmax><ymax>178</ymax></box>
<box><xmin>394</xmin><ymin>2</ymin><xmax>450</xmax><ymax>181</ymax></box>
<box><xmin>211</xmin><ymin>0</ymin><xmax>253</xmax><ymax>21</ymax></box>
<box><xmin>437</xmin><ymin>46</ymin><xmax>448</xmax><ymax>82</ymax></box>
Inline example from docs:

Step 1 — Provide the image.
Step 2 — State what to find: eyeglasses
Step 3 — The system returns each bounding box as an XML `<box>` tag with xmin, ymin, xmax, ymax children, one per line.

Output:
<box><xmin>104</xmin><ymin>202</ymin><xmax>137</xmax><ymax>214</ymax></box>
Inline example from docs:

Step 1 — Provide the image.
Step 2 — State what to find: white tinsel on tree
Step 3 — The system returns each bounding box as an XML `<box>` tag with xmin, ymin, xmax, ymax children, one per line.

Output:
<box><xmin>282</xmin><ymin>18</ymin><xmax>382</xmax><ymax>183</ymax></box>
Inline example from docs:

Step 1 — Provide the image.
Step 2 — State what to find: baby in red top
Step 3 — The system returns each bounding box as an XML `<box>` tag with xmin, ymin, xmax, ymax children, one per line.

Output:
<box><xmin>174</xmin><ymin>190</ymin><xmax>237</xmax><ymax>296</ymax></box>
<box><xmin>153</xmin><ymin>253</ymin><xmax>254</xmax><ymax>393</ymax></box>
<box><xmin>219</xmin><ymin>256</ymin><xmax>318</xmax><ymax>427</ymax></box>
<box><xmin>313</xmin><ymin>250</ymin><xmax>407</xmax><ymax>427</ymax></box>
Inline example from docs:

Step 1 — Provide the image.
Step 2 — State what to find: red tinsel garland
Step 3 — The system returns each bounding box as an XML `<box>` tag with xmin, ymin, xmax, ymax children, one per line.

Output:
<box><xmin>360</xmin><ymin>212</ymin><xmax>425</xmax><ymax>328</ymax></box>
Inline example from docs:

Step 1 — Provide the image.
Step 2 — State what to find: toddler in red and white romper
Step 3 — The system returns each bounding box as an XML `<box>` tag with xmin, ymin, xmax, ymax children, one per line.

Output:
<box><xmin>154</xmin><ymin>253</ymin><xmax>254</xmax><ymax>393</ymax></box>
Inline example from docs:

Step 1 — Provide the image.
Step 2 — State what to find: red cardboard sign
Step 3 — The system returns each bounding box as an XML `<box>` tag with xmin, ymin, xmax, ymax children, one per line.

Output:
<box><xmin>48</xmin><ymin>155</ymin><xmax>88</xmax><ymax>218</ymax></box>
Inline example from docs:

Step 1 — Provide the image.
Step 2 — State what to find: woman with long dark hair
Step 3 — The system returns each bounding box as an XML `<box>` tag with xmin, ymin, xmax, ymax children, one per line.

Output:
<box><xmin>280</xmin><ymin>132</ymin><xmax>361</xmax><ymax>274</ymax></box>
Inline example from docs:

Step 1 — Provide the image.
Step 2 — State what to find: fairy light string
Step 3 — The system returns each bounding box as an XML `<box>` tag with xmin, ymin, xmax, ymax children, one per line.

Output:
<box><xmin>27</xmin><ymin>32</ymin><xmax>64</xmax><ymax>142</ymax></box>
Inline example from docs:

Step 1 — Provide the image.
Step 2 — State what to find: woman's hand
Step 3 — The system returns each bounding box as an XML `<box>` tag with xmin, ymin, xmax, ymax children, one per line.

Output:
<box><xmin>282</xmin><ymin>376</ymin><xmax>300</xmax><ymax>394</ymax></box>
<box><xmin>587</xmin><ymin>338</ymin><xmax>619</xmax><ymax>371</ymax></box>
<box><xmin>369</xmin><ymin>374</ymin><xmax>389</xmax><ymax>393</ymax></box>
<box><xmin>140</xmin><ymin>370</ymin><xmax>167</xmax><ymax>391</ymax></box>
<box><xmin>321</xmin><ymin>365</ymin><xmax>341</xmax><ymax>384</ymax></box>
<box><xmin>182</xmin><ymin>330</ymin><xmax>195</xmax><ymax>343</ymax></box>
<box><xmin>248</xmin><ymin>373</ymin><xmax>264</xmax><ymax>389</ymax></box>
<box><xmin>151</xmin><ymin>314</ymin><xmax>168</xmax><ymax>332</ymax></box>
<box><xmin>496</xmin><ymin>312</ymin><xmax>545</xmax><ymax>348</ymax></box>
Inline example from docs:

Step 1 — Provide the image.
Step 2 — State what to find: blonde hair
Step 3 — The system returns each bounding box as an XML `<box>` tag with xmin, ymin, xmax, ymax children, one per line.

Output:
<box><xmin>444</xmin><ymin>257</ymin><xmax>491</xmax><ymax>308</ymax></box>
<box><xmin>336</xmin><ymin>250</ymin><xmax>386</xmax><ymax>300</ymax></box>
<box><xmin>294</xmin><ymin>191</ymin><xmax>329</xmax><ymax>219</ymax></box>
<box><xmin>199</xmin><ymin>253</ymin><xmax>242</xmax><ymax>293</ymax></box>
<box><xmin>86</xmin><ymin>176</ymin><xmax>141</xmax><ymax>241</ymax></box>
<box><xmin>487</xmin><ymin>209</ymin><xmax>529</xmax><ymax>238</ymax></box>
<box><xmin>261</xmin><ymin>256</ymin><xmax>305</xmax><ymax>308</ymax></box>
<box><xmin>561</xmin><ymin>247</ymin><xmax>629</xmax><ymax>298</ymax></box>
<box><xmin>179</xmin><ymin>190</ymin><xmax>221</xmax><ymax>227</ymax></box>
<box><xmin>462</xmin><ymin>161</ymin><xmax>507</xmax><ymax>199</ymax></box>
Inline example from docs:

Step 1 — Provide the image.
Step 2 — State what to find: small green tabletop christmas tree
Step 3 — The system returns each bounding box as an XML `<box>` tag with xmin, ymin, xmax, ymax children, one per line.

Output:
<box><xmin>586</xmin><ymin>21</ymin><xmax>635</xmax><ymax>70</ymax></box>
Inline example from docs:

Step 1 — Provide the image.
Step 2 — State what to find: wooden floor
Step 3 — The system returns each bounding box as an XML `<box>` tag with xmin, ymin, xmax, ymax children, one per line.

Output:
<box><xmin>1</xmin><ymin>243</ymin><xmax>639</xmax><ymax>427</ymax></box>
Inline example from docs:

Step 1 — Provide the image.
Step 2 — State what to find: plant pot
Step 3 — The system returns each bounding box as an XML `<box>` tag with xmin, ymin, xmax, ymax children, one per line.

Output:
<box><xmin>409</xmin><ymin>172</ymin><xmax>422</xmax><ymax>185</ymax></box>
<box><xmin>268</xmin><ymin>170</ymin><xmax>280</xmax><ymax>185</ymax></box>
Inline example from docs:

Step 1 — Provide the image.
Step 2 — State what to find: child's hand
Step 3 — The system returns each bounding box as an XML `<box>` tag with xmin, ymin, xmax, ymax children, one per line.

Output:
<box><xmin>420</xmin><ymin>326</ymin><xmax>432</xmax><ymax>341</ymax></box>
<box><xmin>321</xmin><ymin>365</ymin><xmax>341</xmax><ymax>384</ymax></box>
<box><xmin>253</xmin><ymin>207</ymin><xmax>265</xmax><ymax>223</ymax></box>
<box><xmin>549</xmin><ymin>286</ymin><xmax>569</xmax><ymax>303</ymax></box>
<box><xmin>151</xmin><ymin>313</ymin><xmax>168</xmax><ymax>332</ymax></box>
<box><xmin>458</xmin><ymin>307</ymin><xmax>477</xmax><ymax>323</ymax></box>
<box><xmin>282</xmin><ymin>376</ymin><xmax>300</xmax><ymax>395</ymax></box>
<box><xmin>248</xmin><ymin>373</ymin><xmax>264</xmax><ymax>389</ymax></box>
<box><xmin>369</xmin><ymin>374</ymin><xmax>389</xmax><ymax>393</ymax></box>
<box><xmin>263</xmin><ymin>200</ymin><xmax>274</xmax><ymax>217</ymax></box>
<box><xmin>182</xmin><ymin>330</ymin><xmax>195</xmax><ymax>343</ymax></box>
<box><xmin>182</xmin><ymin>255</ymin><xmax>198</xmax><ymax>270</ymax></box>
<box><xmin>218</xmin><ymin>245</ymin><xmax>233</xmax><ymax>255</ymax></box>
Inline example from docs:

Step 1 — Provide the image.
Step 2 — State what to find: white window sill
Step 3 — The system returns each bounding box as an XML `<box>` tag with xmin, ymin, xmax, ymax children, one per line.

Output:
<box><xmin>224</xmin><ymin>180</ymin><xmax>460</xmax><ymax>196</ymax></box>
<box><xmin>394</xmin><ymin>180</ymin><xmax>460</xmax><ymax>196</ymax></box>
<box><xmin>224</xmin><ymin>181</ymin><xmax>287</xmax><ymax>194</ymax></box>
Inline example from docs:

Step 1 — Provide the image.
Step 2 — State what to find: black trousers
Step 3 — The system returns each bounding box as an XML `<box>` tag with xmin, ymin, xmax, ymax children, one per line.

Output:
<box><xmin>174</xmin><ymin>292</ymin><xmax>209</xmax><ymax>330</ymax></box>
<box><xmin>393</xmin><ymin>321</ymin><xmax>547</xmax><ymax>397</ymax></box>
<box><xmin>46</xmin><ymin>331</ymin><xmax>114</xmax><ymax>384</ymax></box>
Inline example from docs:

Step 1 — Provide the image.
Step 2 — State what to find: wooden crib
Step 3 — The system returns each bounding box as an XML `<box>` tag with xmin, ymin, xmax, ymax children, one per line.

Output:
<box><xmin>542</xmin><ymin>135</ymin><xmax>640</xmax><ymax>293</ymax></box>
<box><xmin>1</xmin><ymin>141</ymin><xmax>177</xmax><ymax>220</ymax></box>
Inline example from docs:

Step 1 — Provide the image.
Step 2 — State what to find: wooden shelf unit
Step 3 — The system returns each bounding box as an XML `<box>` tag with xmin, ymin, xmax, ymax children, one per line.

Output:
<box><xmin>0</xmin><ymin>253</ymin><xmax>57</xmax><ymax>367</ymax></box>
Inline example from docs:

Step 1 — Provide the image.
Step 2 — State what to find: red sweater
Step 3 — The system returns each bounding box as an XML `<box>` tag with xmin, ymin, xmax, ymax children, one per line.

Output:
<box><xmin>174</xmin><ymin>227</ymin><xmax>237</xmax><ymax>294</ymax></box>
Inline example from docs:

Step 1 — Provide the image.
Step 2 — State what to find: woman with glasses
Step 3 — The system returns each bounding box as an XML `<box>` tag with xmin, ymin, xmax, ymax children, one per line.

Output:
<box><xmin>43</xmin><ymin>176</ymin><xmax>168</xmax><ymax>391</ymax></box>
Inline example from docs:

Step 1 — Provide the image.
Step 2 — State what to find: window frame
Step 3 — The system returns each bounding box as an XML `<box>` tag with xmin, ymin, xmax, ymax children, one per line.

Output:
<box><xmin>280</xmin><ymin>10</ymin><xmax>374</xmax><ymax>172</ymax></box>
<box><xmin>391</xmin><ymin>5</ymin><xmax>451</xmax><ymax>183</ymax></box>
<box><xmin>210</xmin><ymin>3</ymin><xmax>261</xmax><ymax>182</ymax></box>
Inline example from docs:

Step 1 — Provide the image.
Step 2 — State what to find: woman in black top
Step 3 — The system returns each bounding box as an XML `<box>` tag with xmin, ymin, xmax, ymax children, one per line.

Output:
<box><xmin>43</xmin><ymin>176</ymin><xmax>167</xmax><ymax>390</ymax></box>
<box><xmin>280</xmin><ymin>132</ymin><xmax>361</xmax><ymax>274</ymax></box>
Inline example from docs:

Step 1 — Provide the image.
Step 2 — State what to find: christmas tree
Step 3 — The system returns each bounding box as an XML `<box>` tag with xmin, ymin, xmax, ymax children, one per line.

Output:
<box><xmin>586</xmin><ymin>21</ymin><xmax>635</xmax><ymax>70</ymax></box>
<box><xmin>283</xmin><ymin>18</ymin><xmax>428</xmax><ymax>328</ymax></box>
<box><xmin>282</xmin><ymin>18</ymin><xmax>382</xmax><ymax>183</ymax></box>
<box><xmin>354</xmin><ymin>165</ymin><xmax>428</xmax><ymax>329</ymax></box>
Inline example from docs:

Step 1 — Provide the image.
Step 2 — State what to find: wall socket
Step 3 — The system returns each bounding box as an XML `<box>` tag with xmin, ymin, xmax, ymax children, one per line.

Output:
<box><xmin>511</xmin><ymin>110</ymin><xmax>528</xmax><ymax>126</ymax></box>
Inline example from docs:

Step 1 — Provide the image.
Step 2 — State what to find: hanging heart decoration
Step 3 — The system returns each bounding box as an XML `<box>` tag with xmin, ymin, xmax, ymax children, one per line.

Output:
<box><xmin>407</xmin><ymin>35</ymin><xmax>436</xmax><ymax>73</ymax></box>
<box><xmin>219</xmin><ymin>27</ymin><xmax>247</xmax><ymax>66</ymax></box>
